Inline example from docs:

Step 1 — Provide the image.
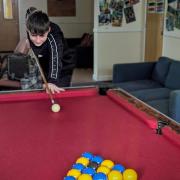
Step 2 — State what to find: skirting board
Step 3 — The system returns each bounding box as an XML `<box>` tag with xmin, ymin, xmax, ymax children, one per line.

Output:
<box><xmin>93</xmin><ymin>74</ymin><xmax>112</xmax><ymax>81</ymax></box>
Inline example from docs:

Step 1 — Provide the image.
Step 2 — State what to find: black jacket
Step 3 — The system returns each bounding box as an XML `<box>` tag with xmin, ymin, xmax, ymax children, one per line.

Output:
<box><xmin>28</xmin><ymin>22</ymin><xmax>68</xmax><ymax>86</ymax></box>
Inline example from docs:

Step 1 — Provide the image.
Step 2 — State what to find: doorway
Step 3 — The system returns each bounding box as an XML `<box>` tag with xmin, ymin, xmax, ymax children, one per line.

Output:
<box><xmin>71</xmin><ymin>0</ymin><xmax>95</xmax><ymax>85</ymax></box>
<box><xmin>0</xmin><ymin>0</ymin><xmax>19</xmax><ymax>52</ymax></box>
<box><xmin>144</xmin><ymin>13</ymin><xmax>164</xmax><ymax>62</ymax></box>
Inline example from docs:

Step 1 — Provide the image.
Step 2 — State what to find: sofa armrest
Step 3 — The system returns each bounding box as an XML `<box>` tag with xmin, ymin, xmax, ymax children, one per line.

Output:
<box><xmin>112</xmin><ymin>62</ymin><xmax>155</xmax><ymax>83</ymax></box>
<box><xmin>169</xmin><ymin>90</ymin><xmax>180</xmax><ymax>123</ymax></box>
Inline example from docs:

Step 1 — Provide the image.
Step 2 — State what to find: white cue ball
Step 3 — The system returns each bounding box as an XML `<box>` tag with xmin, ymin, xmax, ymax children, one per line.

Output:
<box><xmin>51</xmin><ymin>103</ymin><xmax>61</xmax><ymax>113</ymax></box>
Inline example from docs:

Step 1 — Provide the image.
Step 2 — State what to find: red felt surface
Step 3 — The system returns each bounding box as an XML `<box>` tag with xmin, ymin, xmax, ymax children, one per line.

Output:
<box><xmin>0</xmin><ymin>88</ymin><xmax>179</xmax><ymax>180</ymax></box>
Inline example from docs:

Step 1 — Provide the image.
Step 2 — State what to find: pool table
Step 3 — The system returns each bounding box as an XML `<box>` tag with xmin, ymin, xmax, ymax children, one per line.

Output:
<box><xmin>0</xmin><ymin>87</ymin><xmax>179</xmax><ymax>180</ymax></box>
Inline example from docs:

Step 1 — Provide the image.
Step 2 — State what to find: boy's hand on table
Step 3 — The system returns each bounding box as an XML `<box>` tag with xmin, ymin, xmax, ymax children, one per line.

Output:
<box><xmin>43</xmin><ymin>83</ymin><xmax>65</xmax><ymax>94</ymax></box>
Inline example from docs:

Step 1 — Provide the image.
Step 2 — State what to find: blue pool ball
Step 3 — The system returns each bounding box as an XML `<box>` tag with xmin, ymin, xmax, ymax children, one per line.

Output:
<box><xmin>91</xmin><ymin>156</ymin><xmax>103</xmax><ymax>164</ymax></box>
<box><xmin>82</xmin><ymin>167</ymin><xmax>96</xmax><ymax>176</ymax></box>
<box><xmin>82</xmin><ymin>152</ymin><xmax>93</xmax><ymax>160</ymax></box>
<box><xmin>93</xmin><ymin>172</ymin><xmax>107</xmax><ymax>180</ymax></box>
<box><xmin>112</xmin><ymin>164</ymin><xmax>125</xmax><ymax>173</ymax></box>
<box><xmin>64</xmin><ymin>176</ymin><xmax>76</xmax><ymax>180</ymax></box>
<box><xmin>72</xmin><ymin>163</ymin><xmax>85</xmax><ymax>171</ymax></box>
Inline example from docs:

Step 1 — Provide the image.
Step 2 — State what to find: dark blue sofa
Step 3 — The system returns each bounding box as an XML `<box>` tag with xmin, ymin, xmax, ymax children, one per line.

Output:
<box><xmin>112</xmin><ymin>57</ymin><xmax>180</xmax><ymax>123</ymax></box>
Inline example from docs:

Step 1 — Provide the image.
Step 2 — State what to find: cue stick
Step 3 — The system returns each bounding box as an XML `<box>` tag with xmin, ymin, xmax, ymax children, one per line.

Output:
<box><xmin>29</xmin><ymin>48</ymin><xmax>55</xmax><ymax>104</ymax></box>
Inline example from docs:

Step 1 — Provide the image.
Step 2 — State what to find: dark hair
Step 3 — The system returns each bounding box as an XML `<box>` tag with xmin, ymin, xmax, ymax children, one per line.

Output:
<box><xmin>26</xmin><ymin>11</ymin><xmax>50</xmax><ymax>36</ymax></box>
<box><xmin>26</xmin><ymin>7</ymin><xmax>37</xmax><ymax>20</ymax></box>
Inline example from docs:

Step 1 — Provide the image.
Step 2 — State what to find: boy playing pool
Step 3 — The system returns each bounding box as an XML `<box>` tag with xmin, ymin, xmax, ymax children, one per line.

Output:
<box><xmin>15</xmin><ymin>7</ymin><xmax>75</xmax><ymax>93</ymax></box>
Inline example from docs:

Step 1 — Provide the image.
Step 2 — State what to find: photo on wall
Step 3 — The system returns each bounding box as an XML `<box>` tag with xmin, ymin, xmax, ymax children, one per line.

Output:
<box><xmin>147</xmin><ymin>0</ymin><xmax>165</xmax><ymax>13</ymax></box>
<box><xmin>168</xmin><ymin>0</ymin><xmax>176</xmax><ymax>3</ymax></box>
<box><xmin>111</xmin><ymin>0</ymin><xmax>124</xmax><ymax>26</ymax></box>
<box><xmin>166</xmin><ymin>0</ymin><xmax>180</xmax><ymax>31</ymax></box>
<box><xmin>124</xmin><ymin>6</ymin><xmax>136</xmax><ymax>23</ymax></box>
<box><xmin>98</xmin><ymin>0</ymin><xmax>139</xmax><ymax>27</ymax></box>
<box><xmin>177</xmin><ymin>0</ymin><xmax>180</xmax><ymax>9</ymax></box>
<box><xmin>166</xmin><ymin>14</ymin><xmax>175</xmax><ymax>31</ymax></box>
<box><xmin>175</xmin><ymin>11</ymin><xmax>180</xmax><ymax>29</ymax></box>
<box><xmin>99</xmin><ymin>0</ymin><xmax>111</xmax><ymax>25</ymax></box>
<box><xmin>129</xmin><ymin>0</ymin><xmax>140</xmax><ymax>5</ymax></box>
<box><xmin>124</xmin><ymin>0</ymin><xmax>131</xmax><ymax>7</ymax></box>
<box><xmin>156</xmin><ymin>0</ymin><xmax>164</xmax><ymax>13</ymax></box>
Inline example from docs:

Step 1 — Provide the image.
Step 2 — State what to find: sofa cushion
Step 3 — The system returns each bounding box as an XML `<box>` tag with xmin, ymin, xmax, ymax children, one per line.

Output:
<box><xmin>151</xmin><ymin>56</ymin><xmax>171</xmax><ymax>85</ymax></box>
<box><xmin>131</xmin><ymin>88</ymin><xmax>171</xmax><ymax>102</ymax></box>
<box><xmin>146</xmin><ymin>99</ymin><xmax>169</xmax><ymax>116</ymax></box>
<box><xmin>113</xmin><ymin>62</ymin><xmax>155</xmax><ymax>83</ymax></box>
<box><xmin>165</xmin><ymin>61</ymin><xmax>180</xmax><ymax>89</ymax></box>
<box><xmin>169</xmin><ymin>90</ymin><xmax>180</xmax><ymax>123</ymax></box>
<box><xmin>115</xmin><ymin>80</ymin><xmax>163</xmax><ymax>92</ymax></box>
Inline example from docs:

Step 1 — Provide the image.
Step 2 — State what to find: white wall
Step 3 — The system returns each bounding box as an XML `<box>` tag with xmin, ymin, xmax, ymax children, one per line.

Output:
<box><xmin>93</xmin><ymin>0</ymin><xmax>146</xmax><ymax>81</ymax></box>
<box><xmin>162</xmin><ymin>17</ymin><xmax>180</xmax><ymax>61</ymax></box>
<box><xmin>18</xmin><ymin>0</ymin><xmax>93</xmax><ymax>39</ymax></box>
<box><xmin>93</xmin><ymin>32</ymin><xmax>144</xmax><ymax>80</ymax></box>
<box><xmin>163</xmin><ymin>35</ymin><xmax>180</xmax><ymax>60</ymax></box>
<box><xmin>162</xmin><ymin>1</ymin><xmax>180</xmax><ymax>60</ymax></box>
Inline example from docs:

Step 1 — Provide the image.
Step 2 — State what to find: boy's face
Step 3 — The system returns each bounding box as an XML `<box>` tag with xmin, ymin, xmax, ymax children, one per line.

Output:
<box><xmin>28</xmin><ymin>29</ymin><xmax>49</xmax><ymax>47</ymax></box>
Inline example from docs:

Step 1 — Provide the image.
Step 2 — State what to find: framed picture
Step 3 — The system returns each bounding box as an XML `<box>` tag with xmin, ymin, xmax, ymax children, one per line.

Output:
<box><xmin>48</xmin><ymin>0</ymin><xmax>76</xmax><ymax>17</ymax></box>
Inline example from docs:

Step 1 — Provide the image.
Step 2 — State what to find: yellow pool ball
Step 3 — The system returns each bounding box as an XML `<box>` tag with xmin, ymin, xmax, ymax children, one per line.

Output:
<box><xmin>78</xmin><ymin>174</ymin><xmax>92</xmax><ymax>180</ymax></box>
<box><xmin>97</xmin><ymin>166</ymin><xmax>110</xmax><ymax>175</ymax></box>
<box><xmin>101</xmin><ymin>159</ymin><xmax>114</xmax><ymax>169</ymax></box>
<box><xmin>123</xmin><ymin>169</ymin><xmax>138</xmax><ymax>180</ymax></box>
<box><xmin>51</xmin><ymin>103</ymin><xmax>61</xmax><ymax>112</ymax></box>
<box><xmin>76</xmin><ymin>157</ymin><xmax>89</xmax><ymax>166</ymax></box>
<box><xmin>67</xmin><ymin>169</ymin><xmax>81</xmax><ymax>178</ymax></box>
<box><xmin>108</xmin><ymin>170</ymin><xmax>123</xmax><ymax>180</ymax></box>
